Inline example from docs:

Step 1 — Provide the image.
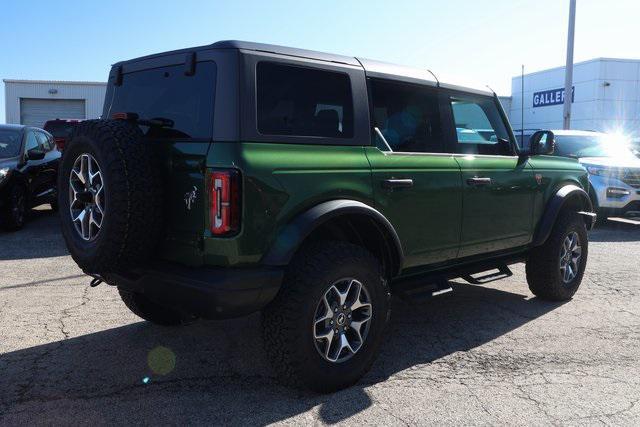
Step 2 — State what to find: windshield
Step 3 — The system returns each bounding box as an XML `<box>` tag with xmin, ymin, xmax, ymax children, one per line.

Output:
<box><xmin>0</xmin><ymin>130</ymin><xmax>22</xmax><ymax>158</ymax></box>
<box><xmin>555</xmin><ymin>134</ymin><xmax>635</xmax><ymax>158</ymax></box>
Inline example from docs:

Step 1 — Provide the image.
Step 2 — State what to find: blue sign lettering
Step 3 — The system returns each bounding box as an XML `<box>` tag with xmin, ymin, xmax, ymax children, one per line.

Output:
<box><xmin>532</xmin><ymin>87</ymin><xmax>575</xmax><ymax>108</ymax></box>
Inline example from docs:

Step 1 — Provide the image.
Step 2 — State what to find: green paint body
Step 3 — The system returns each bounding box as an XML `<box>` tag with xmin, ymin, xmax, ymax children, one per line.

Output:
<box><xmin>153</xmin><ymin>140</ymin><xmax>588</xmax><ymax>278</ymax></box>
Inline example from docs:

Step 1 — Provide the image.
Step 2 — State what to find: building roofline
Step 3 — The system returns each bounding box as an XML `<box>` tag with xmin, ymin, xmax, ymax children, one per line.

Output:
<box><xmin>3</xmin><ymin>79</ymin><xmax>107</xmax><ymax>86</ymax></box>
<box><xmin>512</xmin><ymin>57</ymin><xmax>640</xmax><ymax>81</ymax></box>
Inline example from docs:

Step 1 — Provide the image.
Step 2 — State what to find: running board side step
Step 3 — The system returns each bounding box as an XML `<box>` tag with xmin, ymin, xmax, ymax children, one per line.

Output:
<box><xmin>461</xmin><ymin>264</ymin><xmax>512</xmax><ymax>285</ymax></box>
<box><xmin>395</xmin><ymin>278</ymin><xmax>453</xmax><ymax>303</ymax></box>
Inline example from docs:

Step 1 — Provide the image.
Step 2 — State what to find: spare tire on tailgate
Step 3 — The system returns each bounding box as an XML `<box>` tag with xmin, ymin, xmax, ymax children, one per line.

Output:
<box><xmin>58</xmin><ymin>119</ymin><xmax>163</xmax><ymax>275</ymax></box>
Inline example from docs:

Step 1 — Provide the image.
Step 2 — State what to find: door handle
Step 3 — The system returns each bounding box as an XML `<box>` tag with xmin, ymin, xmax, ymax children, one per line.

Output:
<box><xmin>466</xmin><ymin>177</ymin><xmax>492</xmax><ymax>186</ymax></box>
<box><xmin>382</xmin><ymin>178</ymin><xmax>414</xmax><ymax>189</ymax></box>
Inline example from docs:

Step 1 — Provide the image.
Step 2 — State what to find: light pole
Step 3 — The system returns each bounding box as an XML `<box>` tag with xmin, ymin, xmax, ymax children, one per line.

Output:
<box><xmin>563</xmin><ymin>0</ymin><xmax>577</xmax><ymax>130</ymax></box>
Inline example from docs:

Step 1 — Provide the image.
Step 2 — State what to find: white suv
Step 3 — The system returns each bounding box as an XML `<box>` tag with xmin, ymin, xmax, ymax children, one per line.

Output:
<box><xmin>549</xmin><ymin>130</ymin><xmax>640</xmax><ymax>219</ymax></box>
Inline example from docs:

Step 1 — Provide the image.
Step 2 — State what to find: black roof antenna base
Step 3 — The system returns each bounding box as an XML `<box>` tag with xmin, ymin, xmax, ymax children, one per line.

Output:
<box><xmin>184</xmin><ymin>52</ymin><xmax>196</xmax><ymax>76</ymax></box>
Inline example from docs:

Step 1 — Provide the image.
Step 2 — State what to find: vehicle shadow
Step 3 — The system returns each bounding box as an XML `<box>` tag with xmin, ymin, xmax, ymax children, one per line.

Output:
<box><xmin>0</xmin><ymin>207</ymin><xmax>68</xmax><ymax>260</ymax></box>
<box><xmin>589</xmin><ymin>217</ymin><xmax>640</xmax><ymax>242</ymax></box>
<box><xmin>0</xmin><ymin>282</ymin><xmax>564</xmax><ymax>424</ymax></box>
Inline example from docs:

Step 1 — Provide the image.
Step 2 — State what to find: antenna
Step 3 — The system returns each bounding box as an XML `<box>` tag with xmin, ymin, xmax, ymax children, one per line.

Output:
<box><xmin>426</xmin><ymin>69</ymin><xmax>439</xmax><ymax>86</ymax></box>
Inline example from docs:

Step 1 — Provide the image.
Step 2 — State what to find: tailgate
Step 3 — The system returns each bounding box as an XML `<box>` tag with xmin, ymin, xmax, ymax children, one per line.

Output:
<box><xmin>157</xmin><ymin>141</ymin><xmax>211</xmax><ymax>266</ymax></box>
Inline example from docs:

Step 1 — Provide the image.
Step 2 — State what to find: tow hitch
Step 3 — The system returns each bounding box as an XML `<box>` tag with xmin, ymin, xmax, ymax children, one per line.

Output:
<box><xmin>89</xmin><ymin>275</ymin><xmax>104</xmax><ymax>287</ymax></box>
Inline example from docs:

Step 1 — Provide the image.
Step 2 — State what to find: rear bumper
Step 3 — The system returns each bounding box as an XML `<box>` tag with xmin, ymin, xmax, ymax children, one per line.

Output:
<box><xmin>108</xmin><ymin>263</ymin><xmax>283</xmax><ymax>319</ymax></box>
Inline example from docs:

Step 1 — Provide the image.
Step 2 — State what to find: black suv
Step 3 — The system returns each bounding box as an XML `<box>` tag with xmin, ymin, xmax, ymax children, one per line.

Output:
<box><xmin>0</xmin><ymin>124</ymin><xmax>61</xmax><ymax>230</ymax></box>
<box><xmin>43</xmin><ymin>119</ymin><xmax>84</xmax><ymax>151</ymax></box>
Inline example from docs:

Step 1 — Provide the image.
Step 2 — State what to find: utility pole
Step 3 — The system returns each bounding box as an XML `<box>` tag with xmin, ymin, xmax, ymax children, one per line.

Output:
<box><xmin>563</xmin><ymin>0</ymin><xmax>577</xmax><ymax>130</ymax></box>
<box><xmin>521</xmin><ymin>64</ymin><xmax>525</xmax><ymax>145</ymax></box>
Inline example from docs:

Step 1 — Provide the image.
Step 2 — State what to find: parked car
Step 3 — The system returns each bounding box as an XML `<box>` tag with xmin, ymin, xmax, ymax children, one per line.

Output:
<box><xmin>521</xmin><ymin>129</ymin><xmax>640</xmax><ymax>220</ymax></box>
<box><xmin>43</xmin><ymin>118</ymin><xmax>83</xmax><ymax>151</ymax></box>
<box><xmin>0</xmin><ymin>124</ymin><xmax>61</xmax><ymax>230</ymax></box>
<box><xmin>58</xmin><ymin>41</ymin><xmax>595</xmax><ymax>392</ymax></box>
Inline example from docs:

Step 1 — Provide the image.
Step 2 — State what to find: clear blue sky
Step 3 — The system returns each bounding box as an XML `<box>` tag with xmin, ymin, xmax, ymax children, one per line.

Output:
<box><xmin>2</xmin><ymin>0</ymin><xmax>639</xmax><ymax>123</ymax></box>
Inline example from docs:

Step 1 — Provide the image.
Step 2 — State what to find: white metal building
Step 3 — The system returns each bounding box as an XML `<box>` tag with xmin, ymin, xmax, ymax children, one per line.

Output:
<box><xmin>506</xmin><ymin>58</ymin><xmax>640</xmax><ymax>136</ymax></box>
<box><xmin>3</xmin><ymin>79</ymin><xmax>107</xmax><ymax>127</ymax></box>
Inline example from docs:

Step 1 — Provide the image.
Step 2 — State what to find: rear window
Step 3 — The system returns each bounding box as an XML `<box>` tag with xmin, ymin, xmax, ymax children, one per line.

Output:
<box><xmin>44</xmin><ymin>121</ymin><xmax>76</xmax><ymax>139</ymax></box>
<box><xmin>107</xmin><ymin>62</ymin><xmax>216</xmax><ymax>139</ymax></box>
<box><xmin>257</xmin><ymin>62</ymin><xmax>354</xmax><ymax>139</ymax></box>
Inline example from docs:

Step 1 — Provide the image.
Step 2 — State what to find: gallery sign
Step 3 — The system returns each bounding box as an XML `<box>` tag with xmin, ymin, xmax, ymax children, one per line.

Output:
<box><xmin>533</xmin><ymin>87</ymin><xmax>575</xmax><ymax>108</ymax></box>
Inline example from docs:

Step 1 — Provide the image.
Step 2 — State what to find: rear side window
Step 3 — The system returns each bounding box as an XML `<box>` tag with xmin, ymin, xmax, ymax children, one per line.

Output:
<box><xmin>449</xmin><ymin>95</ymin><xmax>512</xmax><ymax>156</ymax></box>
<box><xmin>370</xmin><ymin>79</ymin><xmax>444</xmax><ymax>153</ymax></box>
<box><xmin>108</xmin><ymin>62</ymin><xmax>216</xmax><ymax>139</ymax></box>
<box><xmin>257</xmin><ymin>62</ymin><xmax>354</xmax><ymax>139</ymax></box>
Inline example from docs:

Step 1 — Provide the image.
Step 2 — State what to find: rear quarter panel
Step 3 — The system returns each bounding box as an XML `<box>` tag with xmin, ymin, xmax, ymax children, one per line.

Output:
<box><xmin>204</xmin><ymin>142</ymin><xmax>373</xmax><ymax>266</ymax></box>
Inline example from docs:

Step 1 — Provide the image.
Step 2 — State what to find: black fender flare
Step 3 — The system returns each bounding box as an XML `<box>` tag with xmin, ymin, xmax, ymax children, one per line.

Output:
<box><xmin>262</xmin><ymin>199</ymin><xmax>404</xmax><ymax>275</ymax></box>
<box><xmin>532</xmin><ymin>184</ymin><xmax>595</xmax><ymax>247</ymax></box>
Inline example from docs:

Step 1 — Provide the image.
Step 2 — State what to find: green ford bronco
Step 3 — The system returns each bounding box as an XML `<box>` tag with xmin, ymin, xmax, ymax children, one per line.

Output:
<box><xmin>58</xmin><ymin>41</ymin><xmax>596</xmax><ymax>392</ymax></box>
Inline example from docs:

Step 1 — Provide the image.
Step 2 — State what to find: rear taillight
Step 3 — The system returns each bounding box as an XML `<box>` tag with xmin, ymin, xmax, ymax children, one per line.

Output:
<box><xmin>54</xmin><ymin>137</ymin><xmax>66</xmax><ymax>150</ymax></box>
<box><xmin>209</xmin><ymin>169</ymin><xmax>241</xmax><ymax>236</ymax></box>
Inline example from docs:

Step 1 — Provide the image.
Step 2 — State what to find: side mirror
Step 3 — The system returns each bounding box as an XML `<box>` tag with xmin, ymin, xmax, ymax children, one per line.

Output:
<box><xmin>27</xmin><ymin>149</ymin><xmax>45</xmax><ymax>161</ymax></box>
<box><xmin>529</xmin><ymin>130</ymin><xmax>556</xmax><ymax>156</ymax></box>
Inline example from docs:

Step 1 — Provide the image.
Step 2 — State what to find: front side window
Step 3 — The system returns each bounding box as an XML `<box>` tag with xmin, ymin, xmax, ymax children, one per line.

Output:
<box><xmin>257</xmin><ymin>62</ymin><xmax>354</xmax><ymax>139</ymax></box>
<box><xmin>25</xmin><ymin>131</ymin><xmax>40</xmax><ymax>152</ymax></box>
<box><xmin>450</xmin><ymin>96</ymin><xmax>512</xmax><ymax>156</ymax></box>
<box><xmin>108</xmin><ymin>62</ymin><xmax>216</xmax><ymax>139</ymax></box>
<box><xmin>370</xmin><ymin>79</ymin><xmax>444</xmax><ymax>153</ymax></box>
<box><xmin>35</xmin><ymin>132</ymin><xmax>52</xmax><ymax>152</ymax></box>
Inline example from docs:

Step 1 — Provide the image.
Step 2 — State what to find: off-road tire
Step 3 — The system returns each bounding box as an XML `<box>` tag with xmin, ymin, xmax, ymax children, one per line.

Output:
<box><xmin>118</xmin><ymin>289</ymin><xmax>186</xmax><ymax>326</ymax></box>
<box><xmin>262</xmin><ymin>241</ymin><xmax>391</xmax><ymax>393</ymax></box>
<box><xmin>1</xmin><ymin>185</ymin><xmax>27</xmax><ymax>231</ymax></box>
<box><xmin>58</xmin><ymin>120</ymin><xmax>163</xmax><ymax>275</ymax></box>
<box><xmin>526</xmin><ymin>211</ymin><xmax>588</xmax><ymax>301</ymax></box>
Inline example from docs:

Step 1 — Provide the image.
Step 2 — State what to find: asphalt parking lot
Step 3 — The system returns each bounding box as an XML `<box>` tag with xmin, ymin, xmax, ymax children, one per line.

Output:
<box><xmin>1</xmin><ymin>208</ymin><xmax>639</xmax><ymax>425</ymax></box>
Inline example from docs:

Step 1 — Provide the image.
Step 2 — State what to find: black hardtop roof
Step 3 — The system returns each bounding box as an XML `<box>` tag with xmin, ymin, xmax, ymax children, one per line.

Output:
<box><xmin>113</xmin><ymin>40</ymin><xmax>360</xmax><ymax>67</ymax></box>
<box><xmin>113</xmin><ymin>40</ymin><xmax>493</xmax><ymax>96</ymax></box>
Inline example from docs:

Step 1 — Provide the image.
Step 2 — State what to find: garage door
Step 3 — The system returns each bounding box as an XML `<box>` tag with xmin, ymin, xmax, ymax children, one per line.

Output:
<box><xmin>20</xmin><ymin>98</ymin><xmax>86</xmax><ymax>127</ymax></box>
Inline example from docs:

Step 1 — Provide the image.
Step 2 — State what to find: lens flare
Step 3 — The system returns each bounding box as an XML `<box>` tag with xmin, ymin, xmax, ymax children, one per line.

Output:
<box><xmin>147</xmin><ymin>346</ymin><xmax>176</xmax><ymax>375</ymax></box>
